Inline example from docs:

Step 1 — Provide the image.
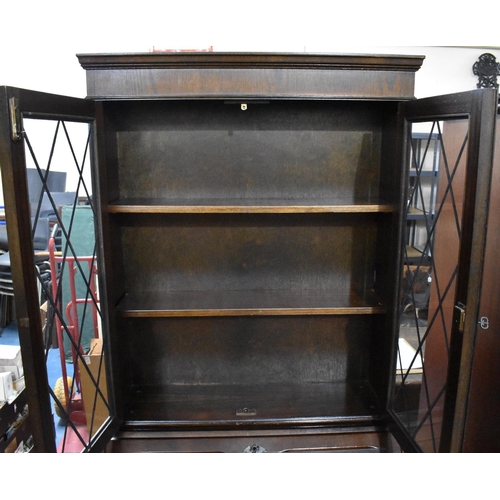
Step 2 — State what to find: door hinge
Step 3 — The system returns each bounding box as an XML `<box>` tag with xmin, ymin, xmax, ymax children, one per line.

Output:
<box><xmin>9</xmin><ymin>97</ymin><xmax>22</xmax><ymax>142</ymax></box>
<box><xmin>455</xmin><ymin>302</ymin><xmax>466</xmax><ymax>333</ymax></box>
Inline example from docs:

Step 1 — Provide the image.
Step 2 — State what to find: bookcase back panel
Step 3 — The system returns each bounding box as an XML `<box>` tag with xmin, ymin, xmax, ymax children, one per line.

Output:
<box><xmin>122</xmin><ymin>315</ymin><xmax>373</xmax><ymax>387</ymax></box>
<box><xmin>118</xmin><ymin>213</ymin><xmax>379</xmax><ymax>293</ymax></box>
<box><xmin>108</xmin><ymin>101</ymin><xmax>385</xmax><ymax>201</ymax></box>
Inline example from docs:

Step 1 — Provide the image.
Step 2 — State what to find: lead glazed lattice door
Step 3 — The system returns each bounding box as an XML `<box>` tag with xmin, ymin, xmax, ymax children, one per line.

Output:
<box><xmin>390</xmin><ymin>88</ymin><xmax>497</xmax><ymax>453</ymax></box>
<box><xmin>0</xmin><ymin>87</ymin><xmax>120</xmax><ymax>452</ymax></box>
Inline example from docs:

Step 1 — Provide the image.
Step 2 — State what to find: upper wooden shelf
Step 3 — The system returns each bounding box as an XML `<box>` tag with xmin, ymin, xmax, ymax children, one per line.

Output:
<box><xmin>117</xmin><ymin>289</ymin><xmax>386</xmax><ymax>318</ymax></box>
<box><xmin>108</xmin><ymin>197</ymin><xmax>395</xmax><ymax>214</ymax></box>
<box><xmin>77</xmin><ymin>52</ymin><xmax>424</xmax><ymax>100</ymax></box>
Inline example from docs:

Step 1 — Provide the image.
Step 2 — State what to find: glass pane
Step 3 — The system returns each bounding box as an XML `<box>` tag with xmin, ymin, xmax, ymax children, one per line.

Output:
<box><xmin>393</xmin><ymin>118</ymin><xmax>469</xmax><ymax>452</ymax></box>
<box><xmin>22</xmin><ymin>117</ymin><xmax>109</xmax><ymax>452</ymax></box>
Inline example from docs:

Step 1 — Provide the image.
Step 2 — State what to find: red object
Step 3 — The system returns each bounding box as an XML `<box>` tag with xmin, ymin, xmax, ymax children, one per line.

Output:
<box><xmin>56</xmin><ymin>423</ymin><xmax>88</xmax><ymax>453</ymax></box>
<box><xmin>49</xmin><ymin>237</ymin><xmax>100</xmax><ymax>428</ymax></box>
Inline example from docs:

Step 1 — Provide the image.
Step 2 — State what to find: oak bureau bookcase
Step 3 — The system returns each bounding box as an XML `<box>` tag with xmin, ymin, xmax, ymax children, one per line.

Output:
<box><xmin>0</xmin><ymin>52</ymin><xmax>496</xmax><ymax>452</ymax></box>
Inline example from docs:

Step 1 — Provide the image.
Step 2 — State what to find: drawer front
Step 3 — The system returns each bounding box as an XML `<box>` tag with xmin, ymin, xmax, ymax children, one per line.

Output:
<box><xmin>108</xmin><ymin>427</ymin><xmax>390</xmax><ymax>453</ymax></box>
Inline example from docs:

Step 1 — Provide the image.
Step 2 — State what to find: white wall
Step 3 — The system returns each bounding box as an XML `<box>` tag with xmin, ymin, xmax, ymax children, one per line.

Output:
<box><xmin>0</xmin><ymin>1</ymin><xmax>499</xmax><ymax>205</ymax></box>
<box><xmin>1</xmin><ymin>1</ymin><xmax>498</xmax><ymax>97</ymax></box>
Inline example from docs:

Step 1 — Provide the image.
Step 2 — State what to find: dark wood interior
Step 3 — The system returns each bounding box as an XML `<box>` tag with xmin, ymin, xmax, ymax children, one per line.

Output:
<box><xmin>106</xmin><ymin>100</ymin><xmax>388</xmax><ymax>201</ymax></box>
<box><xmin>119</xmin><ymin>315</ymin><xmax>384</xmax><ymax>424</ymax></box>
<box><xmin>95</xmin><ymin>94</ymin><xmax>403</xmax><ymax>434</ymax></box>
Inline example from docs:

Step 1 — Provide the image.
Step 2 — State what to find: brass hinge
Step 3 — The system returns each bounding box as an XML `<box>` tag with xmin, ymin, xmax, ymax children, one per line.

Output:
<box><xmin>9</xmin><ymin>97</ymin><xmax>22</xmax><ymax>142</ymax></box>
<box><xmin>455</xmin><ymin>302</ymin><xmax>466</xmax><ymax>333</ymax></box>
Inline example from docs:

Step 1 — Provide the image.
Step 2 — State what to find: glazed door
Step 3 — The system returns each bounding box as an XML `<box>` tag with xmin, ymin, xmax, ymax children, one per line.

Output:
<box><xmin>390</xmin><ymin>88</ymin><xmax>497</xmax><ymax>452</ymax></box>
<box><xmin>0</xmin><ymin>87</ymin><xmax>119</xmax><ymax>452</ymax></box>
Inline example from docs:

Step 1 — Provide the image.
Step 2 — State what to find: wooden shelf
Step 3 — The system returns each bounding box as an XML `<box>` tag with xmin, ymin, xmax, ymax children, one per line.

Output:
<box><xmin>117</xmin><ymin>289</ymin><xmax>386</xmax><ymax>317</ymax></box>
<box><xmin>124</xmin><ymin>381</ymin><xmax>381</xmax><ymax>426</ymax></box>
<box><xmin>109</xmin><ymin>197</ymin><xmax>395</xmax><ymax>214</ymax></box>
<box><xmin>0</xmin><ymin>389</ymin><xmax>29</xmax><ymax>453</ymax></box>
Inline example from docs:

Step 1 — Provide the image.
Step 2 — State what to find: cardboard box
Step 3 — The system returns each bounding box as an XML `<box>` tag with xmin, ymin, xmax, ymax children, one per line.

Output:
<box><xmin>0</xmin><ymin>345</ymin><xmax>23</xmax><ymax>380</ymax></box>
<box><xmin>0</xmin><ymin>372</ymin><xmax>13</xmax><ymax>401</ymax></box>
<box><xmin>79</xmin><ymin>338</ymin><xmax>109</xmax><ymax>437</ymax></box>
<box><xmin>13</xmin><ymin>376</ymin><xmax>25</xmax><ymax>393</ymax></box>
<box><xmin>40</xmin><ymin>301</ymin><xmax>48</xmax><ymax>336</ymax></box>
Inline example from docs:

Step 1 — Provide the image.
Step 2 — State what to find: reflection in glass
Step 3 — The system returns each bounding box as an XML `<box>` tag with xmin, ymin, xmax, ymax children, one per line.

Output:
<box><xmin>22</xmin><ymin>118</ymin><xmax>109</xmax><ymax>452</ymax></box>
<box><xmin>394</xmin><ymin>119</ymin><xmax>469</xmax><ymax>452</ymax></box>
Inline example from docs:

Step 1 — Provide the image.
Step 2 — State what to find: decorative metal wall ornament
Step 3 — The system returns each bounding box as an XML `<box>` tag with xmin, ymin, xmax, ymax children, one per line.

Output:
<box><xmin>472</xmin><ymin>53</ymin><xmax>500</xmax><ymax>89</ymax></box>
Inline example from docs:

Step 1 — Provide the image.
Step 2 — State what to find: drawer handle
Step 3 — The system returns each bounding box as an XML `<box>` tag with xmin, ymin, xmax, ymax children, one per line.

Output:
<box><xmin>244</xmin><ymin>444</ymin><xmax>266</xmax><ymax>453</ymax></box>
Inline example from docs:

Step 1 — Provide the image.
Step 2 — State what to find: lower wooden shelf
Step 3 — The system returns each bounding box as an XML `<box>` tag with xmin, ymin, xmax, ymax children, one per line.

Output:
<box><xmin>123</xmin><ymin>381</ymin><xmax>381</xmax><ymax>428</ymax></box>
<box><xmin>117</xmin><ymin>289</ymin><xmax>386</xmax><ymax>317</ymax></box>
